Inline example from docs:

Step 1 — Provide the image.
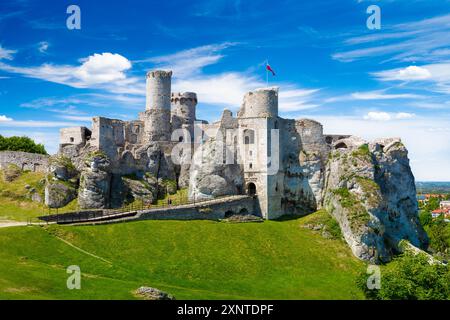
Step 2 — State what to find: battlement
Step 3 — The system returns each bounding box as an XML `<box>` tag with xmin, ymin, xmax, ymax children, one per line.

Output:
<box><xmin>146</xmin><ymin>70</ymin><xmax>173</xmax><ymax>78</ymax></box>
<box><xmin>171</xmin><ymin>92</ymin><xmax>198</xmax><ymax>104</ymax></box>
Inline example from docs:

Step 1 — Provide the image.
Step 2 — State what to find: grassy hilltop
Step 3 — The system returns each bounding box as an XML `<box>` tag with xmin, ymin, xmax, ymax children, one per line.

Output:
<box><xmin>0</xmin><ymin>168</ymin><xmax>365</xmax><ymax>299</ymax></box>
<box><xmin>0</xmin><ymin>218</ymin><xmax>365</xmax><ymax>300</ymax></box>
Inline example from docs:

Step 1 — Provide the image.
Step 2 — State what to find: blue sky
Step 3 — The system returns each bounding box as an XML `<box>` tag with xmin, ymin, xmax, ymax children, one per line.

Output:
<box><xmin>0</xmin><ymin>0</ymin><xmax>449</xmax><ymax>180</ymax></box>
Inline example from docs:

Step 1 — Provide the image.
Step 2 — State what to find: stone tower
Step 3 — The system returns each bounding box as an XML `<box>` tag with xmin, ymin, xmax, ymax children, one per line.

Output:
<box><xmin>171</xmin><ymin>92</ymin><xmax>197</xmax><ymax>141</ymax></box>
<box><xmin>143</xmin><ymin>70</ymin><xmax>172</xmax><ymax>142</ymax></box>
<box><xmin>238</xmin><ymin>87</ymin><xmax>283</xmax><ymax>219</ymax></box>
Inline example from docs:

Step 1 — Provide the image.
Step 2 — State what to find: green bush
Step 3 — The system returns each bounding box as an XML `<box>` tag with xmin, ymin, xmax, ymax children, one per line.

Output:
<box><xmin>419</xmin><ymin>210</ymin><xmax>433</xmax><ymax>227</ymax></box>
<box><xmin>428</xmin><ymin>216</ymin><xmax>450</xmax><ymax>254</ymax></box>
<box><xmin>0</xmin><ymin>135</ymin><xmax>47</xmax><ymax>155</ymax></box>
<box><xmin>357</xmin><ymin>253</ymin><xmax>450</xmax><ymax>300</ymax></box>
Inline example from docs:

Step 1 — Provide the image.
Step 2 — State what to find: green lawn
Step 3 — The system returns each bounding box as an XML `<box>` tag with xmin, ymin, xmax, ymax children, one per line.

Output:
<box><xmin>0</xmin><ymin>215</ymin><xmax>366</xmax><ymax>300</ymax></box>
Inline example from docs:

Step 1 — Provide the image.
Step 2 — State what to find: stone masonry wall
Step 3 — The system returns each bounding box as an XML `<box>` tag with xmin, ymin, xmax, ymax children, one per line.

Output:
<box><xmin>0</xmin><ymin>151</ymin><xmax>49</xmax><ymax>172</ymax></box>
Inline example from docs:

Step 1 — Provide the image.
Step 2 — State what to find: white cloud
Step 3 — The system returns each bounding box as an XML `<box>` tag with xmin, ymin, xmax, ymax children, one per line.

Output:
<box><xmin>0</xmin><ymin>52</ymin><xmax>138</xmax><ymax>92</ymax></box>
<box><xmin>373</xmin><ymin>62</ymin><xmax>450</xmax><ymax>94</ymax></box>
<box><xmin>0</xmin><ymin>45</ymin><xmax>16</xmax><ymax>60</ymax></box>
<box><xmin>351</xmin><ymin>91</ymin><xmax>421</xmax><ymax>100</ymax></box>
<box><xmin>139</xmin><ymin>42</ymin><xmax>236</xmax><ymax>78</ymax></box>
<box><xmin>373</xmin><ymin>65</ymin><xmax>432</xmax><ymax>81</ymax></box>
<box><xmin>395</xmin><ymin>112</ymin><xmax>415</xmax><ymax>119</ymax></box>
<box><xmin>75</xmin><ymin>53</ymin><xmax>132</xmax><ymax>84</ymax></box>
<box><xmin>364</xmin><ymin>111</ymin><xmax>391</xmax><ymax>121</ymax></box>
<box><xmin>57</xmin><ymin>115</ymin><xmax>93</xmax><ymax>122</ymax></box>
<box><xmin>326</xmin><ymin>90</ymin><xmax>422</xmax><ymax>102</ymax></box>
<box><xmin>397</xmin><ymin>66</ymin><xmax>431</xmax><ymax>80</ymax></box>
<box><xmin>0</xmin><ymin>120</ymin><xmax>81</xmax><ymax>127</ymax></box>
<box><xmin>0</xmin><ymin>115</ymin><xmax>13</xmax><ymax>122</ymax></box>
<box><xmin>333</xmin><ymin>13</ymin><xmax>450</xmax><ymax>63</ymax></box>
<box><xmin>363</xmin><ymin>111</ymin><xmax>416</xmax><ymax>121</ymax></box>
<box><xmin>173</xmin><ymin>72</ymin><xmax>261</xmax><ymax>107</ymax></box>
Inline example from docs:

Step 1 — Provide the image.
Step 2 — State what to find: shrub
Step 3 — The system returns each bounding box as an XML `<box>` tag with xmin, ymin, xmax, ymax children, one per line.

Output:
<box><xmin>419</xmin><ymin>210</ymin><xmax>433</xmax><ymax>227</ymax></box>
<box><xmin>0</xmin><ymin>135</ymin><xmax>47</xmax><ymax>155</ymax></box>
<box><xmin>357</xmin><ymin>253</ymin><xmax>450</xmax><ymax>300</ymax></box>
<box><xmin>428</xmin><ymin>216</ymin><xmax>450</xmax><ymax>254</ymax></box>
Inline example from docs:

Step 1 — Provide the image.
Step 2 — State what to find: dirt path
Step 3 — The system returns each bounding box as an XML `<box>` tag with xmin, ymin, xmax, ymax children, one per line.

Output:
<box><xmin>0</xmin><ymin>221</ymin><xmax>27</xmax><ymax>228</ymax></box>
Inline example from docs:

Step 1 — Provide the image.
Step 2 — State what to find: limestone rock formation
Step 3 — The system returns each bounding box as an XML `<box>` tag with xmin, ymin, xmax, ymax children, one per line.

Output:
<box><xmin>322</xmin><ymin>137</ymin><xmax>428</xmax><ymax>263</ymax></box>
<box><xmin>44</xmin><ymin>155</ymin><xmax>78</xmax><ymax>208</ymax></box>
<box><xmin>122</xmin><ymin>175</ymin><xmax>157</xmax><ymax>205</ymax></box>
<box><xmin>135</xmin><ymin>287</ymin><xmax>175</xmax><ymax>300</ymax></box>
<box><xmin>189</xmin><ymin>137</ymin><xmax>243</xmax><ymax>200</ymax></box>
<box><xmin>45</xmin><ymin>181</ymin><xmax>77</xmax><ymax>208</ymax></box>
<box><xmin>78</xmin><ymin>152</ymin><xmax>111</xmax><ymax>209</ymax></box>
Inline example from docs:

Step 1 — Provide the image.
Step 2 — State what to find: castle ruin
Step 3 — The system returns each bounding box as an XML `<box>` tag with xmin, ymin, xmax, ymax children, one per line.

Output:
<box><xmin>58</xmin><ymin>69</ymin><xmax>351</xmax><ymax>219</ymax></box>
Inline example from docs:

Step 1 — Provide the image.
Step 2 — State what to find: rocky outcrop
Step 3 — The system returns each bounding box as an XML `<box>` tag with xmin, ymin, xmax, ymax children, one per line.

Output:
<box><xmin>189</xmin><ymin>137</ymin><xmax>243</xmax><ymax>200</ymax></box>
<box><xmin>45</xmin><ymin>181</ymin><xmax>77</xmax><ymax>208</ymax></box>
<box><xmin>78</xmin><ymin>151</ymin><xmax>111</xmax><ymax>209</ymax></box>
<box><xmin>322</xmin><ymin>137</ymin><xmax>428</xmax><ymax>263</ymax></box>
<box><xmin>122</xmin><ymin>175</ymin><xmax>157</xmax><ymax>205</ymax></box>
<box><xmin>135</xmin><ymin>287</ymin><xmax>175</xmax><ymax>300</ymax></box>
<box><xmin>45</xmin><ymin>155</ymin><xmax>78</xmax><ymax>208</ymax></box>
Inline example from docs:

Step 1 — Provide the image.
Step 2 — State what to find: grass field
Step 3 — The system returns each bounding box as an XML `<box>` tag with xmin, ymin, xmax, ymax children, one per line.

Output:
<box><xmin>0</xmin><ymin>169</ymin><xmax>366</xmax><ymax>300</ymax></box>
<box><xmin>0</xmin><ymin>215</ymin><xmax>366</xmax><ymax>300</ymax></box>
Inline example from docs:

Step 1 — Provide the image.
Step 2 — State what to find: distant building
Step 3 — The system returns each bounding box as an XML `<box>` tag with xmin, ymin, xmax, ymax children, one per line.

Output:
<box><xmin>440</xmin><ymin>200</ymin><xmax>450</xmax><ymax>210</ymax></box>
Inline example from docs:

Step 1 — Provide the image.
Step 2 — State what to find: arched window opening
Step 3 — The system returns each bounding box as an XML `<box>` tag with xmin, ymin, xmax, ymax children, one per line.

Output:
<box><xmin>247</xmin><ymin>183</ymin><xmax>257</xmax><ymax>196</ymax></box>
<box><xmin>243</xmin><ymin>129</ymin><xmax>255</xmax><ymax>144</ymax></box>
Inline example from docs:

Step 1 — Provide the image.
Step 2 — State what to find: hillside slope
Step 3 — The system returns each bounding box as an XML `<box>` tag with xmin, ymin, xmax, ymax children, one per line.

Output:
<box><xmin>0</xmin><ymin>217</ymin><xmax>365</xmax><ymax>300</ymax></box>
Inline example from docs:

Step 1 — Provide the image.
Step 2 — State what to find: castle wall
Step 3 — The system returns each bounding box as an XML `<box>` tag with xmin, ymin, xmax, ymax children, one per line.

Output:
<box><xmin>90</xmin><ymin>117</ymin><xmax>125</xmax><ymax>160</ymax></box>
<box><xmin>60</xmin><ymin>127</ymin><xmax>91</xmax><ymax>146</ymax></box>
<box><xmin>123</xmin><ymin>120</ymin><xmax>145</xmax><ymax>145</ymax></box>
<box><xmin>0</xmin><ymin>151</ymin><xmax>49</xmax><ymax>172</ymax></box>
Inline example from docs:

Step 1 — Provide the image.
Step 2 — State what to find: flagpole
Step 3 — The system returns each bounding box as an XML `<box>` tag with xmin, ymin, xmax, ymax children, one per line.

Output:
<box><xmin>266</xmin><ymin>59</ymin><xmax>269</xmax><ymax>87</ymax></box>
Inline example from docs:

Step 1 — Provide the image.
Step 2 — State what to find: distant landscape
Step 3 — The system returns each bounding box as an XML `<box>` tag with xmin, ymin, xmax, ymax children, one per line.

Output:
<box><xmin>416</xmin><ymin>182</ymin><xmax>450</xmax><ymax>194</ymax></box>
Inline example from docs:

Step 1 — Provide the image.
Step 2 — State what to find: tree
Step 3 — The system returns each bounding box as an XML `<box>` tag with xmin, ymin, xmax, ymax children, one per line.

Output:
<box><xmin>424</xmin><ymin>197</ymin><xmax>440</xmax><ymax>212</ymax></box>
<box><xmin>0</xmin><ymin>135</ymin><xmax>47</xmax><ymax>155</ymax></box>
<box><xmin>358</xmin><ymin>253</ymin><xmax>450</xmax><ymax>300</ymax></box>
<box><xmin>428</xmin><ymin>216</ymin><xmax>450</xmax><ymax>254</ymax></box>
<box><xmin>419</xmin><ymin>210</ymin><xmax>432</xmax><ymax>227</ymax></box>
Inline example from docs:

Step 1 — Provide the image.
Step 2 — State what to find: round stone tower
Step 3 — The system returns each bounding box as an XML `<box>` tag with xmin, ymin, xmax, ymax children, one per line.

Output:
<box><xmin>144</xmin><ymin>70</ymin><xmax>172</xmax><ymax>142</ymax></box>
<box><xmin>171</xmin><ymin>92</ymin><xmax>197</xmax><ymax>141</ymax></box>
<box><xmin>171</xmin><ymin>92</ymin><xmax>197</xmax><ymax>125</ymax></box>
<box><xmin>240</xmin><ymin>87</ymin><xmax>278</xmax><ymax>118</ymax></box>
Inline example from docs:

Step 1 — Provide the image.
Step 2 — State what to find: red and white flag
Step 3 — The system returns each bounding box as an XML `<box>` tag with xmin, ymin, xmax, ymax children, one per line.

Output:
<box><xmin>266</xmin><ymin>63</ymin><xmax>276</xmax><ymax>76</ymax></box>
